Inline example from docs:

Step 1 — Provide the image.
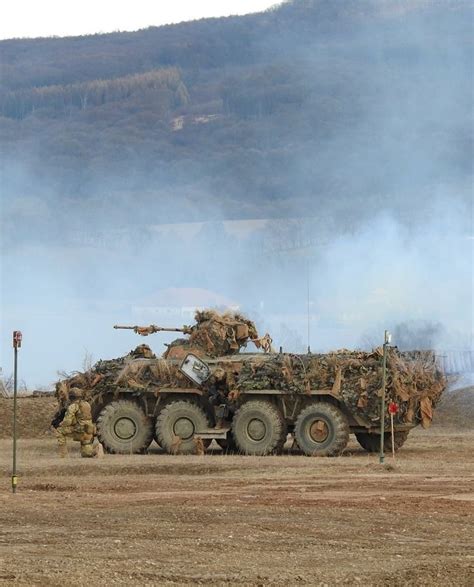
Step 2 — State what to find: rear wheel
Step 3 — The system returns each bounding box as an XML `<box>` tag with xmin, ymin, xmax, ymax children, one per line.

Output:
<box><xmin>355</xmin><ymin>430</ymin><xmax>410</xmax><ymax>453</ymax></box>
<box><xmin>294</xmin><ymin>402</ymin><xmax>349</xmax><ymax>456</ymax></box>
<box><xmin>96</xmin><ymin>400</ymin><xmax>154</xmax><ymax>454</ymax></box>
<box><xmin>156</xmin><ymin>400</ymin><xmax>211</xmax><ymax>455</ymax></box>
<box><xmin>232</xmin><ymin>400</ymin><xmax>286</xmax><ymax>455</ymax></box>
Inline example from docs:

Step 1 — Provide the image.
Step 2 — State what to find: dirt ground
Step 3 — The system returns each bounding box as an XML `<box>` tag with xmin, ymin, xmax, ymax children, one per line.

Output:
<box><xmin>0</xmin><ymin>424</ymin><xmax>473</xmax><ymax>586</ymax></box>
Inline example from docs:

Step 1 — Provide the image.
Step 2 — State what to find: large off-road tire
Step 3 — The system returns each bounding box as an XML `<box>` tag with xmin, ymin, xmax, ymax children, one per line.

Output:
<box><xmin>232</xmin><ymin>400</ymin><xmax>287</xmax><ymax>456</ymax></box>
<box><xmin>355</xmin><ymin>430</ymin><xmax>410</xmax><ymax>453</ymax></box>
<box><xmin>156</xmin><ymin>400</ymin><xmax>211</xmax><ymax>455</ymax></box>
<box><xmin>96</xmin><ymin>400</ymin><xmax>154</xmax><ymax>454</ymax></box>
<box><xmin>294</xmin><ymin>402</ymin><xmax>349</xmax><ymax>456</ymax></box>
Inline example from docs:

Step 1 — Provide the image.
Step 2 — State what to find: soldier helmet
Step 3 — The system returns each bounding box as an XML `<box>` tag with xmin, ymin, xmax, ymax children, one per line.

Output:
<box><xmin>212</xmin><ymin>367</ymin><xmax>226</xmax><ymax>382</ymax></box>
<box><xmin>69</xmin><ymin>387</ymin><xmax>83</xmax><ymax>400</ymax></box>
<box><xmin>131</xmin><ymin>344</ymin><xmax>155</xmax><ymax>359</ymax></box>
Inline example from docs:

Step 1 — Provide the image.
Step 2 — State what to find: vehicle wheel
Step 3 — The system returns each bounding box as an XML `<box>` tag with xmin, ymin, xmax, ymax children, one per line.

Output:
<box><xmin>152</xmin><ymin>402</ymin><xmax>168</xmax><ymax>447</ymax></box>
<box><xmin>96</xmin><ymin>400</ymin><xmax>154</xmax><ymax>454</ymax></box>
<box><xmin>355</xmin><ymin>430</ymin><xmax>410</xmax><ymax>453</ymax></box>
<box><xmin>232</xmin><ymin>400</ymin><xmax>286</xmax><ymax>455</ymax></box>
<box><xmin>294</xmin><ymin>402</ymin><xmax>349</xmax><ymax>456</ymax></box>
<box><xmin>156</xmin><ymin>400</ymin><xmax>211</xmax><ymax>455</ymax></box>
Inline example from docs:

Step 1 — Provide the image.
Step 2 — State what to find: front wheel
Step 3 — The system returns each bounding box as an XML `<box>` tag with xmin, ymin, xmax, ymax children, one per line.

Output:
<box><xmin>232</xmin><ymin>400</ymin><xmax>286</xmax><ymax>455</ymax></box>
<box><xmin>355</xmin><ymin>430</ymin><xmax>410</xmax><ymax>453</ymax></box>
<box><xmin>294</xmin><ymin>402</ymin><xmax>349</xmax><ymax>456</ymax></box>
<box><xmin>96</xmin><ymin>400</ymin><xmax>154</xmax><ymax>454</ymax></box>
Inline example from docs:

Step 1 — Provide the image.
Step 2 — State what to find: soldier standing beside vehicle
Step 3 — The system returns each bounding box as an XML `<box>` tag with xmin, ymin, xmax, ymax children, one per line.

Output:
<box><xmin>52</xmin><ymin>388</ymin><xmax>96</xmax><ymax>457</ymax></box>
<box><xmin>207</xmin><ymin>367</ymin><xmax>232</xmax><ymax>428</ymax></box>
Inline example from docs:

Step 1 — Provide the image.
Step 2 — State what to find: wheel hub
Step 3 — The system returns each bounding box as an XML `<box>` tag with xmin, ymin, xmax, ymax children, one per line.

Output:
<box><xmin>247</xmin><ymin>418</ymin><xmax>266</xmax><ymax>441</ymax></box>
<box><xmin>309</xmin><ymin>419</ymin><xmax>329</xmax><ymax>443</ymax></box>
<box><xmin>173</xmin><ymin>417</ymin><xmax>195</xmax><ymax>440</ymax></box>
<box><xmin>114</xmin><ymin>417</ymin><xmax>137</xmax><ymax>440</ymax></box>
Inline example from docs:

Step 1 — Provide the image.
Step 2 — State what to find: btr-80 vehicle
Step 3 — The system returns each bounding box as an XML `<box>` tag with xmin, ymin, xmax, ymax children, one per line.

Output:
<box><xmin>56</xmin><ymin>310</ymin><xmax>446</xmax><ymax>456</ymax></box>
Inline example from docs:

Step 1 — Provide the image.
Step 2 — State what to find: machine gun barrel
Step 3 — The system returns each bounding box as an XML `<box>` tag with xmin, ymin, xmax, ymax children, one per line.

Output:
<box><xmin>113</xmin><ymin>324</ymin><xmax>191</xmax><ymax>336</ymax></box>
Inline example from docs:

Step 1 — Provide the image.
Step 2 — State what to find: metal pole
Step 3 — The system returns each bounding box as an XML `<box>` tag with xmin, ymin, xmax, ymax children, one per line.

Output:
<box><xmin>12</xmin><ymin>345</ymin><xmax>18</xmax><ymax>494</ymax></box>
<box><xmin>11</xmin><ymin>331</ymin><xmax>22</xmax><ymax>493</ymax></box>
<box><xmin>307</xmin><ymin>261</ymin><xmax>311</xmax><ymax>354</ymax></box>
<box><xmin>379</xmin><ymin>330</ymin><xmax>389</xmax><ymax>465</ymax></box>
<box><xmin>390</xmin><ymin>412</ymin><xmax>396</xmax><ymax>460</ymax></box>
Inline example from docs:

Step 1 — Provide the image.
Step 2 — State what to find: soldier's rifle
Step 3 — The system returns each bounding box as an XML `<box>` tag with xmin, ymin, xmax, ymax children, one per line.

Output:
<box><xmin>51</xmin><ymin>407</ymin><xmax>67</xmax><ymax>429</ymax></box>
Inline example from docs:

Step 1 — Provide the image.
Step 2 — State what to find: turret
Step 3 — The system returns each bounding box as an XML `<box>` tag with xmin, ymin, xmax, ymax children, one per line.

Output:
<box><xmin>114</xmin><ymin>309</ymin><xmax>273</xmax><ymax>359</ymax></box>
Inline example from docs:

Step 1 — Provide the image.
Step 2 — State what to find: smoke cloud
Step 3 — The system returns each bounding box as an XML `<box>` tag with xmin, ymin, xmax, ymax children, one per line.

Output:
<box><xmin>0</xmin><ymin>192</ymin><xmax>471</xmax><ymax>387</ymax></box>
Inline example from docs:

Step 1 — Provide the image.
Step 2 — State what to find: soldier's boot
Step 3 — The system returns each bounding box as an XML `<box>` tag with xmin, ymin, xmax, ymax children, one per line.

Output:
<box><xmin>80</xmin><ymin>441</ymin><xmax>95</xmax><ymax>458</ymax></box>
<box><xmin>80</xmin><ymin>431</ymin><xmax>95</xmax><ymax>458</ymax></box>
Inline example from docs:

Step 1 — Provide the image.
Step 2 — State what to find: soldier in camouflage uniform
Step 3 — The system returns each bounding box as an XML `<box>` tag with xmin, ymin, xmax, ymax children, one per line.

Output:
<box><xmin>55</xmin><ymin>388</ymin><xmax>95</xmax><ymax>457</ymax></box>
<box><xmin>130</xmin><ymin>344</ymin><xmax>156</xmax><ymax>359</ymax></box>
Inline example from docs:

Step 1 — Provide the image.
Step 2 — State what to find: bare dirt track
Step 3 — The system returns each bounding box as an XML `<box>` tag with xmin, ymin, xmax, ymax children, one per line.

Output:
<box><xmin>0</xmin><ymin>425</ymin><xmax>473</xmax><ymax>586</ymax></box>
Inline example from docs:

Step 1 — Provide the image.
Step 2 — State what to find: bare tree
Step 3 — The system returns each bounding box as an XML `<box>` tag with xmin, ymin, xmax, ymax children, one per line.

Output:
<box><xmin>82</xmin><ymin>350</ymin><xmax>95</xmax><ymax>373</ymax></box>
<box><xmin>2</xmin><ymin>374</ymin><xmax>28</xmax><ymax>397</ymax></box>
<box><xmin>0</xmin><ymin>378</ymin><xmax>9</xmax><ymax>398</ymax></box>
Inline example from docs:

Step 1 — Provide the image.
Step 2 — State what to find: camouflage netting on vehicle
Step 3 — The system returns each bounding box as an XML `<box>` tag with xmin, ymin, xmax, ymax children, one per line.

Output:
<box><xmin>236</xmin><ymin>349</ymin><xmax>446</xmax><ymax>427</ymax></box>
<box><xmin>55</xmin><ymin>309</ymin><xmax>446</xmax><ymax>431</ymax></box>
<box><xmin>57</xmin><ymin>309</ymin><xmax>270</xmax><ymax>389</ymax></box>
<box><xmin>56</xmin><ymin>346</ymin><xmax>190</xmax><ymax>407</ymax></box>
<box><xmin>163</xmin><ymin>309</ymin><xmax>262</xmax><ymax>359</ymax></box>
<box><xmin>55</xmin><ymin>309</ymin><xmax>265</xmax><ymax>403</ymax></box>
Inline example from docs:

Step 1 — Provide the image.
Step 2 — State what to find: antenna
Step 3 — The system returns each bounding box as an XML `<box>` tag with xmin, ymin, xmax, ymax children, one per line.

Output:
<box><xmin>307</xmin><ymin>260</ymin><xmax>311</xmax><ymax>354</ymax></box>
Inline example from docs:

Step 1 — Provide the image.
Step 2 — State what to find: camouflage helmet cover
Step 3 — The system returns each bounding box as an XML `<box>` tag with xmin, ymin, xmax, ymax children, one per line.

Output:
<box><xmin>131</xmin><ymin>344</ymin><xmax>155</xmax><ymax>359</ymax></box>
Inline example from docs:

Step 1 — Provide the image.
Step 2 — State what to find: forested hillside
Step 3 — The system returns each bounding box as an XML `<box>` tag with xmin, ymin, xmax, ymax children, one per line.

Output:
<box><xmin>1</xmin><ymin>0</ymin><xmax>472</xmax><ymax>386</ymax></box>
<box><xmin>0</xmin><ymin>0</ymin><xmax>472</xmax><ymax>242</ymax></box>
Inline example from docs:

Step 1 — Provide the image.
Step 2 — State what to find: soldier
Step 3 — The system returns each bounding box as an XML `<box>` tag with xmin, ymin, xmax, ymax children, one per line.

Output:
<box><xmin>130</xmin><ymin>344</ymin><xmax>155</xmax><ymax>359</ymax></box>
<box><xmin>207</xmin><ymin>367</ymin><xmax>231</xmax><ymax>428</ymax></box>
<box><xmin>54</xmin><ymin>388</ymin><xmax>96</xmax><ymax>458</ymax></box>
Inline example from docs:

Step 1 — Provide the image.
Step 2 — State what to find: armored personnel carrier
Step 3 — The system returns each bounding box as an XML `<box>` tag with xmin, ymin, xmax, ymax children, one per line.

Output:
<box><xmin>56</xmin><ymin>310</ymin><xmax>446</xmax><ymax>456</ymax></box>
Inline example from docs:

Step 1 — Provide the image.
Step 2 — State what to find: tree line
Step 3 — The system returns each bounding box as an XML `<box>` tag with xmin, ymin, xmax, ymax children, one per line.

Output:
<box><xmin>0</xmin><ymin>68</ymin><xmax>189</xmax><ymax>119</ymax></box>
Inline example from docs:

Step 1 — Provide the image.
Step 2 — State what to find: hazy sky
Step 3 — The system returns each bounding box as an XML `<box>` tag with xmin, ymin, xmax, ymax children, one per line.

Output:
<box><xmin>1</xmin><ymin>0</ymin><xmax>278</xmax><ymax>40</ymax></box>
